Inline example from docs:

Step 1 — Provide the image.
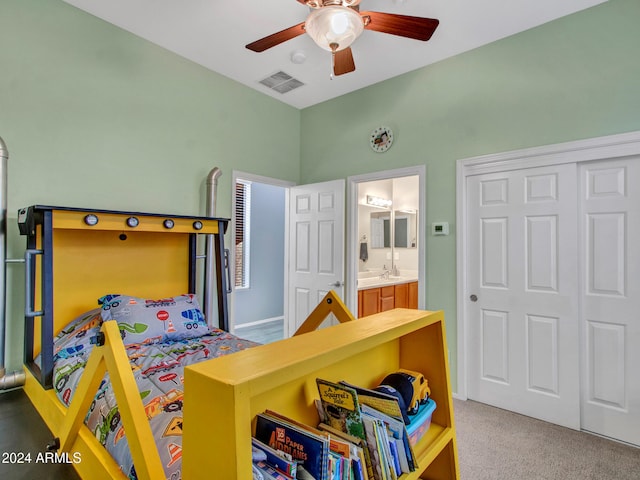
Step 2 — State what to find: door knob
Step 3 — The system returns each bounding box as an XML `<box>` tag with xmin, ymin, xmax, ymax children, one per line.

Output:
<box><xmin>470</xmin><ymin>294</ymin><xmax>478</xmax><ymax>302</ymax></box>
<box><xmin>328</xmin><ymin>281</ymin><xmax>344</xmax><ymax>287</ymax></box>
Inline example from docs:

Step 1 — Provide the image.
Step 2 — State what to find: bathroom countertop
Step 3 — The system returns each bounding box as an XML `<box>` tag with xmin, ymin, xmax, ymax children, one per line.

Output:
<box><xmin>357</xmin><ymin>275</ymin><xmax>418</xmax><ymax>290</ymax></box>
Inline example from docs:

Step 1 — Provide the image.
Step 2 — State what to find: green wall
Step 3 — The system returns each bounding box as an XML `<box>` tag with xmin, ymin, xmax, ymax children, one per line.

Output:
<box><xmin>0</xmin><ymin>0</ymin><xmax>301</xmax><ymax>371</ymax></box>
<box><xmin>299</xmin><ymin>0</ymin><xmax>640</xmax><ymax>390</ymax></box>
<box><xmin>2</xmin><ymin>0</ymin><xmax>640</xmax><ymax>391</ymax></box>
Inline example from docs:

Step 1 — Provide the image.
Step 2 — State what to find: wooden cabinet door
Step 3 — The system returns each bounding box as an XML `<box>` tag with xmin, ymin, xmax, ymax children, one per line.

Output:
<box><xmin>408</xmin><ymin>281</ymin><xmax>419</xmax><ymax>309</ymax></box>
<box><xmin>360</xmin><ymin>288</ymin><xmax>380</xmax><ymax>317</ymax></box>
<box><xmin>394</xmin><ymin>283</ymin><xmax>409</xmax><ymax>308</ymax></box>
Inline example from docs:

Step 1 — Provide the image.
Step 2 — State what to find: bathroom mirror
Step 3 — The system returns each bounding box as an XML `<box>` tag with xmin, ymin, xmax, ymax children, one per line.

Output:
<box><xmin>370</xmin><ymin>210</ymin><xmax>417</xmax><ymax>249</ymax></box>
<box><xmin>394</xmin><ymin>210</ymin><xmax>417</xmax><ymax>248</ymax></box>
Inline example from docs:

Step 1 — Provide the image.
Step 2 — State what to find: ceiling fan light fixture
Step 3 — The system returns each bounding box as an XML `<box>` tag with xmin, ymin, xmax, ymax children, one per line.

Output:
<box><xmin>305</xmin><ymin>6</ymin><xmax>364</xmax><ymax>52</ymax></box>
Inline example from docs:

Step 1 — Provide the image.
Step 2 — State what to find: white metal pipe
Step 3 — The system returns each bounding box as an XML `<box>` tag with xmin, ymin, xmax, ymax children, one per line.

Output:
<box><xmin>203</xmin><ymin>168</ymin><xmax>222</xmax><ymax>327</ymax></box>
<box><xmin>0</xmin><ymin>136</ymin><xmax>25</xmax><ymax>389</ymax></box>
<box><xmin>0</xmin><ymin>136</ymin><xmax>7</xmax><ymax>380</ymax></box>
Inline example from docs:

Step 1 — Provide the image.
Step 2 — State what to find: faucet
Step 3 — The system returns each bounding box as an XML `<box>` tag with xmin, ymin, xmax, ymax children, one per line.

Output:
<box><xmin>380</xmin><ymin>265</ymin><xmax>390</xmax><ymax>280</ymax></box>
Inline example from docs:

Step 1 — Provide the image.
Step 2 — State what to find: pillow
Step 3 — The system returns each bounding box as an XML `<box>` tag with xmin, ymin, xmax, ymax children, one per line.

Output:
<box><xmin>99</xmin><ymin>294</ymin><xmax>210</xmax><ymax>345</ymax></box>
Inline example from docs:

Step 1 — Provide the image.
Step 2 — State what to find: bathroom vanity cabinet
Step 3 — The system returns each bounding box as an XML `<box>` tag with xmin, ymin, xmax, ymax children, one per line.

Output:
<box><xmin>358</xmin><ymin>281</ymin><xmax>418</xmax><ymax>318</ymax></box>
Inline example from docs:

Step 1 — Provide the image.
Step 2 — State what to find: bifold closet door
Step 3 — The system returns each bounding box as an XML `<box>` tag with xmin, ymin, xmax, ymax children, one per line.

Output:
<box><xmin>466</xmin><ymin>163</ymin><xmax>580</xmax><ymax>429</ymax></box>
<box><xmin>579</xmin><ymin>158</ymin><xmax>640</xmax><ymax>446</ymax></box>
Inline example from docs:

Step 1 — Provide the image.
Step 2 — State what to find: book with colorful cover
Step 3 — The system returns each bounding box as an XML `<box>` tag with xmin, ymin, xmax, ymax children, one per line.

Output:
<box><xmin>254</xmin><ymin>460</ymin><xmax>294</xmax><ymax>480</ymax></box>
<box><xmin>361</xmin><ymin>414</ymin><xmax>385</xmax><ymax>480</ymax></box>
<box><xmin>339</xmin><ymin>381</ymin><xmax>406</xmax><ymax>424</ymax></box>
<box><xmin>252</xmin><ymin>437</ymin><xmax>298</xmax><ymax>478</ymax></box>
<box><xmin>318</xmin><ymin>423</ymin><xmax>370</xmax><ymax>480</ymax></box>
<box><xmin>340</xmin><ymin>381</ymin><xmax>416</xmax><ymax>471</ymax></box>
<box><xmin>369</xmin><ymin>414</ymin><xmax>396</xmax><ymax>480</ymax></box>
<box><xmin>255</xmin><ymin>411</ymin><xmax>330</xmax><ymax>480</ymax></box>
<box><xmin>360</xmin><ymin>404</ymin><xmax>413</xmax><ymax>474</ymax></box>
<box><xmin>316</xmin><ymin>378</ymin><xmax>367</xmax><ymax>441</ymax></box>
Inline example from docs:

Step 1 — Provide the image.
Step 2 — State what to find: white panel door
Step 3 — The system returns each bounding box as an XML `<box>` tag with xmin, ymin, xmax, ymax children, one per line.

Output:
<box><xmin>580</xmin><ymin>158</ymin><xmax>640</xmax><ymax>446</ymax></box>
<box><xmin>288</xmin><ymin>179</ymin><xmax>345</xmax><ymax>333</ymax></box>
<box><xmin>467</xmin><ymin>164</ymin><xmax>581</xmax><ymax>428</ymax></box>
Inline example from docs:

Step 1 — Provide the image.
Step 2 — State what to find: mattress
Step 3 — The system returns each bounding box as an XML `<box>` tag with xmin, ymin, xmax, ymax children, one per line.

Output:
<box><xmin>47</xmin><ymin>294</ymin><xmax>259</xmax><ymax>480</ymax></box>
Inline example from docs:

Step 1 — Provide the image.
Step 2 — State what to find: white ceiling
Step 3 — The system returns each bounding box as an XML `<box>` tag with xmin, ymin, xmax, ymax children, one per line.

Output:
<box><xmin>63</xmin><ymin>0</ymin><xmax>605</xmax><ymax>109</ymax></box>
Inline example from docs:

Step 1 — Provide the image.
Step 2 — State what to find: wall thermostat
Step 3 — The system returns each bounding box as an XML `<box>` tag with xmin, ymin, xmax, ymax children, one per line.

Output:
<box><xmin>432</xmin><ymin>222</ymin><xmax>449</xmax><ymax>236</ymax></box>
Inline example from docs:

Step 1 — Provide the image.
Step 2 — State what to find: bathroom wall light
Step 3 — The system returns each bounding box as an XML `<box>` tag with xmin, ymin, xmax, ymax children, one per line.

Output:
<box><xmin>366</xmin><ymin>195</ymin><xmax>392</xmax><ymax>208</ymax></box>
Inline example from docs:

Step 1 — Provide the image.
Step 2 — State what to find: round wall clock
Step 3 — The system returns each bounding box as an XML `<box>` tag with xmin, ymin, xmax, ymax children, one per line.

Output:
<box><xmin>370</xmin><ymin>126</ymin><xmax>394</xmax><ymax>153</ymax></box>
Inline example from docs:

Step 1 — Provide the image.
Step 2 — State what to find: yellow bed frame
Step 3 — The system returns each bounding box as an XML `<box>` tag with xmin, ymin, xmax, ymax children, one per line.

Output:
<box><xmin>19</xmin><ymin>205</ymin><xmax>458</xmax><ymax>479</ymax></box>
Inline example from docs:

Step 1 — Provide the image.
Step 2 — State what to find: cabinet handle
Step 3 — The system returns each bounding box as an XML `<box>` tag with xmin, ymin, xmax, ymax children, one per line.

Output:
<box><xmin>470</xmin><ymin>294</ymin><xmax>478</xmax><ymax>302</ymax></box>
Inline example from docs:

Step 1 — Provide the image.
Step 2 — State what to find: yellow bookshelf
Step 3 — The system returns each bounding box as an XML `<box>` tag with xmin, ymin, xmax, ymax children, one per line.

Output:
<box><xmin>183</xmin><ymin>308</ymin><xmax>459</xmax><ymax>479</ymax></box>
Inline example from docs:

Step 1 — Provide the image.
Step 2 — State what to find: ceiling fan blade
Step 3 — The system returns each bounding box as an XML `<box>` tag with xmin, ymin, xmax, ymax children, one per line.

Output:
<box><xmin>360</xmin><ymin>11</ymin><xmax>439</xmax><ymax>41</ymax></box>
<box><xmin>245</xmin><ymin>22</ymin><xmax>306</xmax><ymax>52</ymax></box>
<box><xmin>333</xmin><ymin>47</ymin><xmax>356</xmax><ymax>76</ymax></box>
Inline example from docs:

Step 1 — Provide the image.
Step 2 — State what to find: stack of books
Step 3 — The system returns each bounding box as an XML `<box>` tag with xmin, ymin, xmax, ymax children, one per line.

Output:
<box><xmin>252</xmin><ymin>377</ymin><xmax>431</xmax><ymax>480</ymax></box>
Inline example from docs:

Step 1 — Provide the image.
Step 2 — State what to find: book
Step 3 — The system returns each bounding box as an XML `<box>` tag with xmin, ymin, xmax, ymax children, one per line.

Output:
<box><xmin>369</xmin><ymin>414</ymin><xmax>396</xmax><ymax>480</ymax></box>
<box><xmin>339</xmin><ymin>381</ymin><xmax>407</xmax><ymax>424</ymax></box>
<box><xmin>328</xmin><ymin>451</ymin><xmax>350</xmax><ymax>480</ymax></box>
<box><xmin>316</xmin><ymin>378</ymin><xmax>367</xmax><ymax>440</ymax></box>
<box><xmin>252</xmin><ymin>437</ymin><xmax>298</xmax><ymax>478</ymax></box>
<box><xmin>254</xmin><ymin>460</ymin><xmax>294</xmax><ymax>480</ymax></box>
<box><xmin>341</xmin><ymin>381</ymin><xmax>416</xmax><ymax>472</ymax></box>
<box><xmin>361</xmin><ymin>414</ymin><xmax>385</xmax><ymax>480</ymax></box>
<box><xmin>255</xmin><ymin>411</ymin><xmax>330</xmax><ymax>480</ymax></box>
<box><xmin>360</xmin><ymin>404</ymin><xmax>414</xmax><ymax>474</ymax></box>
<box><xmin>316</xmin><ymin>378</ymin><xmax>375</xmax><ymax>479</ymax></box>
<box><xmin>318</xmin><ymin>423</ymin><xmax>370</xmax><ymax>480</ymax></box>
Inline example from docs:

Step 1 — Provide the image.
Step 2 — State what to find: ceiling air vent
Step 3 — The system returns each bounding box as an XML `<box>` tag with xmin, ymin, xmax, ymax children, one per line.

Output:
<box><xmin>259</xmin><ymin>71</ymin><xmax>304</xmax><ymax>94</ymax></box>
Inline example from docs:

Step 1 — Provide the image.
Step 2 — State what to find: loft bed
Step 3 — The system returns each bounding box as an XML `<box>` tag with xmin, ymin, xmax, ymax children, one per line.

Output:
<box><xmin>18</xmin><ymin>204</ymin><xmax>357</xmax><ymax>480</ymax></box>
<box><xmin>18</xmin><ymin>205</ymin><xmax>459</xmax><ymax>479</ymax></box>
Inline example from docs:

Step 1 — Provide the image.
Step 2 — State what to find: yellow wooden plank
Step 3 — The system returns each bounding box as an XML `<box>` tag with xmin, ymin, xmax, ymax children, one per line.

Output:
<box><xmin>100</xmin><ymin>321</ymin><xmax>165</xmax><ymax>480</ymax></box>
<box><xmin>52</xmin><ymin>210</ymin><xmax>220</xmax><ymax>234</ymax></box>
<box><xmin>50</xmin><ymin>229</ymin><xmax>191</xmax><ymax>337</ymax></box>
<box><xmin>58</xmin><ymin>350</ymin><xmax>107</xmax><ymax>452</ymax></box>
<box><xmin>293</xmin><ymin>290</ymin><xmax>356</xmax><ymax>336</ymax></box>
<box><xmin>189</xmin><ymin>309</ymin><xmax>442</xmax><ymax>388</ymax></box>
<box><xmin>23</xmin><ymin>368</ymin><xmax>128</xmax><ymax>480</ymax></box>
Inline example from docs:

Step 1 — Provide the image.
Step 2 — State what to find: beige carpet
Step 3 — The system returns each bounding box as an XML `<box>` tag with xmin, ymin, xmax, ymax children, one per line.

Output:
<box><xmin>453</xmin><ymin>399</ymin><xmax>640</xmax><ymax>480</ymax></box>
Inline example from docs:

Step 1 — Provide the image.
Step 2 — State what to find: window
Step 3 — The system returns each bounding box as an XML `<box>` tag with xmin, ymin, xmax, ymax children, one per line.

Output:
<box><xmin>235</xmin><ymin>180</ymin><xmax>251</xmax><ymax>288</ymax></box>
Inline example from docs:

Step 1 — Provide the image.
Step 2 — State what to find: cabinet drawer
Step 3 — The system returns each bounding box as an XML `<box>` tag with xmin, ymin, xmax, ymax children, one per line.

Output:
<box><xmin>380</xmin><ymin>285</ymin><xmax>395</xmax><ymax>298</ymax></box>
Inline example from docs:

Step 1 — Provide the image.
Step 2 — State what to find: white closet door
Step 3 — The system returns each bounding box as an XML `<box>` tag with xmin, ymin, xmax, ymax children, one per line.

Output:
<box><xmin>467</xmin><ymin>163</ymin><xmax>581</xmax><ymax>428</ymax></box>
<box><xmin>580</xmin><ymin>158</ymin><xmax>640</xmax><ymax>446</ymax></box>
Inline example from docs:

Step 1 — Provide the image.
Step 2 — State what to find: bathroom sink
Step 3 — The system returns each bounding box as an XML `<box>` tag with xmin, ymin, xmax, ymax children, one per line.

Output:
<box><xmin>357</xmin><ymin>277</ymin><xmax>386</xmax><ymax>288</ymax></box>
<box><xmin>357</xmin><ymin>275</ymin><xmax>418</xmax><ymax>289</ymax></box>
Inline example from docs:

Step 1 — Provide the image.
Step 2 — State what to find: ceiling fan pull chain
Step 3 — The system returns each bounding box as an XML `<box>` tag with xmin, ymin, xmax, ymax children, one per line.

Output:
<box><xmin>330</xmin><ymin>44</ymin><xmax>337</xmax><ymax>80</ymax></box>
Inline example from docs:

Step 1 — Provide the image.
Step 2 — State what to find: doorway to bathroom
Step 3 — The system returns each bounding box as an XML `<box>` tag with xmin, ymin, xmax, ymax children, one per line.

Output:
<box><xmin>346</xmin><ymin>166</ymin><xmax>426</xmax><ymax>317</ymax></box>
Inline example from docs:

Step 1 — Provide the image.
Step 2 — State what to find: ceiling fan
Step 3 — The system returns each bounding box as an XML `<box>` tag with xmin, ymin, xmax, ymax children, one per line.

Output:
<box><xmin>245</xmin><ymin>0</ymin><xmax>439</xmax><ymax>76</ymax></box>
